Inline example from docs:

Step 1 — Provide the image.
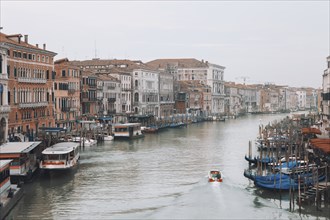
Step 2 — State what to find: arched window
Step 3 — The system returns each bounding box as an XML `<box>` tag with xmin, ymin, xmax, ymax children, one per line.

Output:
<box><xmin>134</xmin><ymin>93</ymin><xmax>139</xmax><ymax>102</ymax></box>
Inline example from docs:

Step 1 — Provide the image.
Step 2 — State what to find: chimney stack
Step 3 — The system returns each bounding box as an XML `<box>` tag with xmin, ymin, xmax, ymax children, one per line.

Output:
<box><xmin>36</xmin><ymin>44</ymin><xmax>39</xmax><ymax>48</ymax></box>
<box><xmin>43</xmin><ymin>43</ymin><xmax>46</xmax><ymax>50</ymax></box>
<box><xmin>24</xmin><ymin>35</ymin><xmax>28</xmax><ymax>43</ymax></box>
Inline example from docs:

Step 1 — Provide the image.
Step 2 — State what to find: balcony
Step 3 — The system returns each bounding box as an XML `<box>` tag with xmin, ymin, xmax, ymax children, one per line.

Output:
<box><xmin>0</xmin><ymin>105</ymin><xmax>10</xmax><ymax>113</ymax></box>
<box><xmin>19</xmin><ymin>102</ymin><xmax>48</xmax><ymax>108</ymax></box>
<box><xmin>61</xmin><ymin>107</ymin><xmax>70</xmax><ymax>112</ymax></box>
<box><xmin>70</xmin><ymin>107</ymin><xmax>78</xmax><ymax>112</ymax></box>
<box><xmin>18</xmin><ymin>77</ymin><xmax>47</xmax><ymax>84</ymax></box>
<box><xmin>68</xmin><ymin>89</ymin><xmax>76</xmax><ymax>94</ymax></box>
<box><xmin>0</xmin><ymin>74</ymin><xmax>8</xmax><ymax>80</ymax></box>
<box><xmin>108</xmin><ymin>98</ymin><xmax>116</xmax><ymax>102</ymax></box>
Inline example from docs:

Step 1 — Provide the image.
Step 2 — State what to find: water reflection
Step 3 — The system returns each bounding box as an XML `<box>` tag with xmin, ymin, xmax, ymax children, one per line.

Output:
<box><xmin>7</xmin><ymin>114</ymin><xmax>329</xmax><ymax>219</ymax></box>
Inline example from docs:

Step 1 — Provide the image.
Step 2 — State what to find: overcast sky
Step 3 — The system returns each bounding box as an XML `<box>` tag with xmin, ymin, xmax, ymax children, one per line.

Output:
<box><xmin>1</xmin><ymin>1</ymin><xmax>329</xmax><ymax>88</ymax></box>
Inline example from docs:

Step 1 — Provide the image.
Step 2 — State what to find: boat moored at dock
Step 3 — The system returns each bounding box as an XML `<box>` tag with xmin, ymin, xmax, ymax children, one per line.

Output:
<box><xmin>39</xmin><ymin>142</ymin><xmax>80</xmax><ymax>170</ymax></box>
<box><xmin>0</xmin><ymin>141</ymin><xmax>42</xmax><ymax>183</ymax></box>
<box><xmin>113</xmin><ymin>123</ymin><xmax>144</xmax><ymax>139</ymax></box>
<box><xmin>0</xmin><ymin>160</ymin><xmax>24</xmax><ymax>220</ymax></box>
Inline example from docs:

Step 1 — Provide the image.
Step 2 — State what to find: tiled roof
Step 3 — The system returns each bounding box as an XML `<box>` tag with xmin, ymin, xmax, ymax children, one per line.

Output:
<box><xmin>0</xmin><ymin>32</ymin><xmax>57</xmax><ymax>55</ymax></box>
<box><xmin>54</xmin><ymin>58</ymin><xmax>69</xmax><ymax>64</ymax></box>
<box><xmin>146</xmin><ymin>58</ymin><xmax>209</xmax><ymax>69</ymax></box>
<box><xmin>81</xmin><ymin>70</ymin><xmax>97</xmax><ymax>77</ymax></box>
<box><xmin>69</xmin><ymin>59</ymin><xmax>158</xmax><ymax>71</ymax></box>
<box><xmin>178</xmin><ymin>80</ymin><xmax>210</xmax><ymax>91</ymax></box>
<box><xmin>97</xmin><ymin>74</ymin><xmax>120</xmax><ymax>82</ymax></box>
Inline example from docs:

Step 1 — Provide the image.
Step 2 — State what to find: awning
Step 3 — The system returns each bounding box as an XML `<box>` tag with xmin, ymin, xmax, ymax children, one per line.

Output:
<box><xmin>98</xmin><ymin>117</ymin><xmax>113</xmax><ymax>121</ymax></box>
<box><xmin>39</xmin><ymin>127</ymin><xmax>67</xmax><ymax>132</ymax></box>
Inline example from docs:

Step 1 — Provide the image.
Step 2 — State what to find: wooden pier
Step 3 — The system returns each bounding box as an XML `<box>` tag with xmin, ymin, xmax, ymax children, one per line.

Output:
<box><xmin>297</xmin><ymin>182</ymin><xmax>330</xmax><ymax>205</ymax></box>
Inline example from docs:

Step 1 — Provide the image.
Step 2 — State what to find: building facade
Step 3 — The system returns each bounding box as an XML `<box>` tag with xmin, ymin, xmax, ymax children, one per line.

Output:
<box><xmin>54</xmin><ymin>58</ymin><xmax>81</xmax><ymax>130</ymax></box>
<box><xmin>132</xmin><ymin>68</ymin><xmax>160</xmax><ymax>116</ymax></box>
<box><xmin>0</xmin><ymin>44</ymin><xmax>10</xmax><ymax>144</ymax></box>
<box><xmin>96</xmin><ymin>74</ymin><xmax>121</xmax><ymax>116</ymax></box>
<box><xmin>1</xmin><ymin>33</ymin><xmax>57</xmax><ymax>141</ymax></box>
<box><xmin>321</xmin><ymin>56</ymin><xmax>330</xmax><ymax>120</ymax></box>
<box><xmin>207</xmin><ymin>63</ymin><xmax>225</xmax><ymax>115</ymax></box>
<box><xmin>109</xmin><ymin>70</ymin><xmax>132</xmax><ymax>114</ymax></box>
<box><xmin>159</xmin><ymin>71</ymin><xmax>174</xmax><ymax>119</ymax></box>
<box><xmin>81</xmin><ymin>71</ymin><xmax>98</xmax><ymax>117</ymax></box>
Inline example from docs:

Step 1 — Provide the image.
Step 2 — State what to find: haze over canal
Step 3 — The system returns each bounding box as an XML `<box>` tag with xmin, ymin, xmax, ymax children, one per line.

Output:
<box><xmin>8</xmin><ymin>114</ymin><xmax>329</xmax><ymax>219</ymax></box>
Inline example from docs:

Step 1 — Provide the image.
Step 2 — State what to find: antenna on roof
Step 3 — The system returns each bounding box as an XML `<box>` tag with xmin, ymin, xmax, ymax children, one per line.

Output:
<box><xmin>235</xmin><ymin>76</ymin><xmax>250</xmax><ymax>85</ymax></box>
<box><xmin>94</xmin><ymin>40</ymin><xmax>98</xmax><ymax>59</ymax></box>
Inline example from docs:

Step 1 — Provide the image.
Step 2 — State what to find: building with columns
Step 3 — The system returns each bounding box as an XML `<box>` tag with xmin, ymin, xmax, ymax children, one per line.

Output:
<box><xmin>0</xmin><ymin>43</ymin><xmax>10</xmax><ymax>144</ymax></box>
<box><xmin>96</xmin><ymin>74</ymin><xmax>121</xmax><ymax>116</ymax></box>
<box><xmin>321</xmin><ymin>56</ymin><xmax>330</xmax><ymax>121</ymax></box>
<box><xmin>132</xmin><ymin>68</ymin><xmax>160</xmax><ymax>116</ymax></box>
<box><xmin>108</xmin><ymin>69</ymin><xmax>132</xmax><ymax>114</ymax></box>
<box><xmin>0</xmin><ymin>33</ymin><xmax>57</xmax><ymax>141</ymax></box>
<box><xmin>207</xmin><ymin>63</ymin><xmax>225</xmax><ymax>115</ymax></box>
<box><xmin>159</xmin><ymin>71</ymin><xmax>174</xmax><ymax>119</ymax></box>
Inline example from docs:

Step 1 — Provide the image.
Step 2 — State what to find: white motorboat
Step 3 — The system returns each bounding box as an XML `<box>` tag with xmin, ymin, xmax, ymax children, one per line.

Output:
<box><xmin>208</xmin><ymin>170</ymin><xmax>223</xmax><ymax>182</ymax></box>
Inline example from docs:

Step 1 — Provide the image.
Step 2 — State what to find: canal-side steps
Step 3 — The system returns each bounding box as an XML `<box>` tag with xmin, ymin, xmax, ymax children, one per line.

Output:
<box><xmin>297</xmin><ymin>182</ymin><xmax>330</xmax><ymax>205</ymax></box>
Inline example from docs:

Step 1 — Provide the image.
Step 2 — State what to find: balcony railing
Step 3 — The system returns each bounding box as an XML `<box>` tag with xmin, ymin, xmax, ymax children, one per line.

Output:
<box><xmin>0</xmin><ymin>74</ymin><xmax>8</xmax><ymax>80</ymax></box>
<box><xmin>70</xmin><ymin>107</ymin><xmax>78</xmax><ymax>112</ymax></box>
<box><xmin>108</xmin><ymin>98</ymin><xmax>116</xmax><ymax>102</ymax></box>
<box><xmin>68</xmin><ymin>89</ymin><xmax>76</xmax><ymax>94</ymax></box>
<box><xmin>19</xmin><ymin>102</ymin><xmax>48</xmax><ymax>108</ymax></box>
<box><xmin>0</xmin><ymin>105</ymin><xmax>10</xmax><ymax>113</ymax></box>
<box><xmin>107</xmin><ymin>110</ymin><xmax>116</xmax><ymax>115</ymax></box>
<box><xmin>18</xmin><ymin>77</ymin><xmax>47</xmax><ymax>84</ymax></box>
<box><xmin>61</xmin><ymin>107</ymin><xmax>70</xmax><ymax>112</ymax></box>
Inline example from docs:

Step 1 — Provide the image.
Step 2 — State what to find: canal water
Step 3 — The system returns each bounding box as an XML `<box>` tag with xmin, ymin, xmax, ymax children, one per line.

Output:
<box><xmin>7</xmin><ymin>114</ymin><xmax>329</xmax><ymax>219</ymax></box>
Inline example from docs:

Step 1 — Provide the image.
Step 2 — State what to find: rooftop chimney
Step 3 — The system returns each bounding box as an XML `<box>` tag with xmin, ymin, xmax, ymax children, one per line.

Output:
<box><xmin>24</xmin><ymin>35</ymin><xmax>28</xmax><ymax>43</ymax></box>
<box><xmin>43</xmin><ymin>43</ymin><xmax>46</xmax><ymax>50</ymax></box>
<box><xmin>36</xmin><ymin>44</ymin><xmax>39</xmax><ymax>48</ymax></box>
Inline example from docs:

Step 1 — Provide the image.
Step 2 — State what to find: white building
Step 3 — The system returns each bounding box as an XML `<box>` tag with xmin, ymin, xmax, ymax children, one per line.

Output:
<box><xmin>109</xmin><ymin>71</ymin><xmax>132</xmax><ymax>114</ymax></box>
<box><xmin>321</xmin><ymin>56</ymin><xmax>330</xmax><ymax>120</ymax></box>
<box><xmin>207</xmin><ymin>63</ymin><xmax>225</xmax><ymax>115</ymax></box>
<box><xmin>97</xmin><ymin>74</ymin><xmax>121</xmax><ymax>115</ymax></box>
<box><xmin>0</xmin><ymin>44</ymin><xmax>10</xmax><ymax>144</ymax></box>
<box><xmin>132</xmin><ymin>68</ymin><xmax>160</xmax><ymax>116</ymax></box>
<box><xmin>296</xmin><ymin>90</ymin><xmax>306</xmax><ymax>110</ymax></box>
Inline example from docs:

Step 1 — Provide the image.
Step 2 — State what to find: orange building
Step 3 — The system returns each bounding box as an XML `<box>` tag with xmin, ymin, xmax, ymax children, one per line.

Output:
<box><xmin>0</xmin><ymin>33</ymin><xmax>57</xmax><ymax>141</ymax></box>
<box><xmin>54</xmin><ymin>58</ymin><xmax>81</xmax><ymax>131</ymax></box>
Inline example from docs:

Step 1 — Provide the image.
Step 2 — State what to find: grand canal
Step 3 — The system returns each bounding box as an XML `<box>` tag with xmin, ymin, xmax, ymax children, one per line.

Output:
<box><xmin>7</xmin><ymin>114</ymin><xmax>329</xmax><ymax>219</ymax></box>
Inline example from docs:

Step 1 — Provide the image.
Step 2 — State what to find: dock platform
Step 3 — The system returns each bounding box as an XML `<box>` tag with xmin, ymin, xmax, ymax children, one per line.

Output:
<box><xmin>297</xmin><ymin>182</ymin><xmax>330</xmax><ymax>205</ymax></box>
